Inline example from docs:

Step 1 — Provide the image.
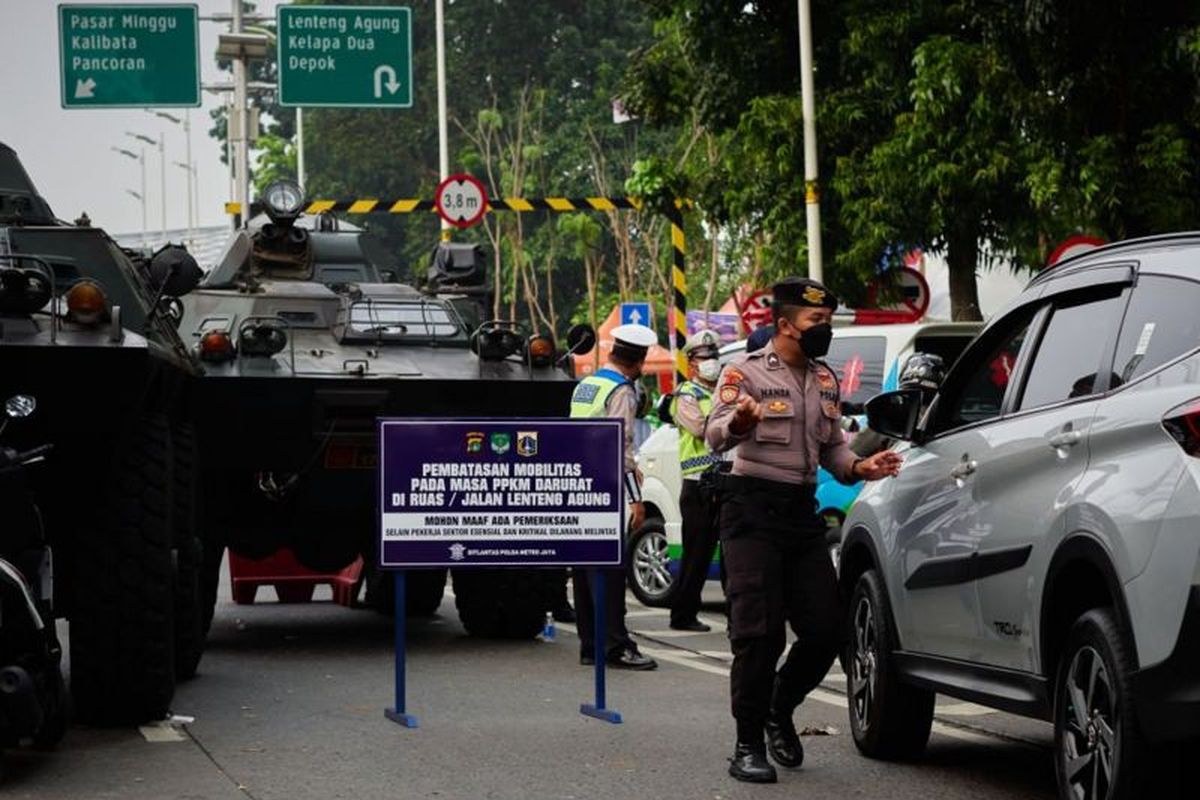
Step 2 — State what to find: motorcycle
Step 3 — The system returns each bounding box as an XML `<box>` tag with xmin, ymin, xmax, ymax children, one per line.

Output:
<box><xmin>0</xmin><ymin>393</ymin><xmax>66</xmax><ymax>750</ymax></box>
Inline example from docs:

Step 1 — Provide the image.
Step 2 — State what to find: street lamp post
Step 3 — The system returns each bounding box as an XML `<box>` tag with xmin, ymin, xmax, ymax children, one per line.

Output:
<box><xmin>151</xmin><ymin>110</ymin><xmax>194</xmax><ymax>245</ymax></box>
<box><xmin>174</xmin><ymin>161</ymin><xmax>195</xmax><ymax>245</ymax></box>
<box><xmin>128</xmin><ymin>131</ymin><xmax>165</xmax><ymax>245</ymax></box>
<box><xmin>112</xmin><ymin>146</ymin><xmax>147</xmax><ymax>250</ymax></box>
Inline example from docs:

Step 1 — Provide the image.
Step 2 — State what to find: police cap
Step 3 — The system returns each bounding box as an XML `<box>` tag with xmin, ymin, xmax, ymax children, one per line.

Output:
<box><xmin>772</xmin><ymin>277</ymin><xmax>839</xmax><ymax>311</ymax></box>
<box><xmin>611</xmin><ymin>323</ymin><xmax>657</xmax><ymax>362</ymax></box>
<box><xmin>684</xmin><ymin>329</ymin><xmax>721</xmax><ymax>359</ymax></box>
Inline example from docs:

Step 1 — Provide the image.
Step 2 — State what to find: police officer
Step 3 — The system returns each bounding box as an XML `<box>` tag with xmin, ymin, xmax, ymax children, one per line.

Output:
<box><xmin>706</xmin><ymin>278</ymin><xmax>902</xmax><ymax>783</ymax></box>
<box><xmin>568</xmin><ymin>323</ymin><xmax>659</xmax><ymax>671</ymax></box>
<box><xmin>669</xmin><ymin>330</ymin><xmax>724</xmax><ymax>632</ymax></box>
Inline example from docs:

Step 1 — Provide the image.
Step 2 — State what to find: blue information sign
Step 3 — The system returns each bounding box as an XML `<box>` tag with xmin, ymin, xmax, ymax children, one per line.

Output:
<box><xmin>619</xmin><ymin>302</ymin><xmax>651</xmax><ymax>327</ymax></box>
<box><xmin>378</xmin><ymin>418</ymin><xmax>623</xmax><ymax>568</ymax></box>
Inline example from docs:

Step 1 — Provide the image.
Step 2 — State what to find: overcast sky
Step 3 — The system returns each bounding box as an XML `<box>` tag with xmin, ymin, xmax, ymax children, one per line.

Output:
<box><xmin>1</xmin><ymin>0</ymin><xmax>287</xmax><ymax>237</ymax></box>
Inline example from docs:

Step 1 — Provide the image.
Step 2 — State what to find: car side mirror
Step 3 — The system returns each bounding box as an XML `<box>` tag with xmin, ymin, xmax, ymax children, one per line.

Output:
<box><xmin>865</xmin><ymin>389</ymin><xmax>924</xmax><ymax>442</ymax></box>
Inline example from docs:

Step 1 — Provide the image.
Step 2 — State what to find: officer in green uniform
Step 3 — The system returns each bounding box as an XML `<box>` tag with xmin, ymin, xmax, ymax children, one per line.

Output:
<box><xmin>568</xmin><ymin>323</ymin><xmax>659</xmax><ymax>671</ymax></box>
<box><xmin>669</xmin><ymin>329</ymin><xmax>724</xmax><ymax>631</ymax></box>
<box><xmin>707</xmin><ymin>278</ymin><xmax>903</xmax><ymax>783</ymax></box>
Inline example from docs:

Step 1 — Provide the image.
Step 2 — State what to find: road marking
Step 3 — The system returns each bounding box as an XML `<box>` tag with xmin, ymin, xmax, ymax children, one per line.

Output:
<box><xmin>933</xmin><ymin>702</ymin><xmax>996</xmax><ymax>717</ymax></box>
<box><xmin>625</xmin><ymin>609</ymin><xmax>668</xmax><ymax>618</ymax></box>
<box><xmin>139</xmin><ymin>721</ymin><xmax>186</xmax><ymax>742</ymax></box>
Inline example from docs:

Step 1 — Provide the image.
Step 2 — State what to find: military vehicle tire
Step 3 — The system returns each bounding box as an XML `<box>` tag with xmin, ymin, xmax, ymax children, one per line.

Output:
<box><xmin>199</xmin><ymin>538</ymin><xmax>224</xmax><ymax>636</ymax></box>
<box><xmin>365</xmin><ymin>567</ymin><xmax>447</xmax><ymax>617</ymax></box>
<box><xmin>452</xmin><ymin>569</ymin><xmax>546</xmax><ymax>639</ymax></box>
<box><xmin>70</xmin><ymin>415</ymin><xmax>176</xmax><ymax>726</ymax></box>
<box><xmin>172</xmin><ymin>424</ymin><xmax>204</xmax><ymax>680</ymax></box>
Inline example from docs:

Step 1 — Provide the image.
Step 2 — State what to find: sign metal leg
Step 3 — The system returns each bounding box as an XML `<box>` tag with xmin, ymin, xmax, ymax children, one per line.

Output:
<box><xmin>385</xmin><ymin>570</ymin><xmax>419</xmax><ymax>728</ymax></box>
<box><xmin>580</xmin><ymin>569</ymin><xmax>622</xmax><ymax>724</ymax></box>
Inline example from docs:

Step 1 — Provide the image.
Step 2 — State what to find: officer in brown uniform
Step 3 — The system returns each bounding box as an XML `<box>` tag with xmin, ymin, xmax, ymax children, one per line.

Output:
<box><xmin>706</xmin><ymin>277</ymin><xmax>902</xmax><ymax>783</ymax></box>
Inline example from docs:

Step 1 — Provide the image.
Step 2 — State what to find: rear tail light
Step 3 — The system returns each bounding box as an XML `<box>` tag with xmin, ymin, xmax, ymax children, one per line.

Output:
<box><xmin>527</xmin><ymin>334</ymin><xmax>555</xmax><ymax>367</ymax></box>
<box><xmin>198</xmin><ymin>330</ymin><xmax>236</xmax><ymax>363</ymax></box>
<box><xmin>65</xmin><ymin>280</ymin><xmax>109</xmax><ymax>325</ymax></box>
<box><xmin>1163</xmin><ymin>400</ymin><xmax>1200</xmax><ymax>458</ymax></box>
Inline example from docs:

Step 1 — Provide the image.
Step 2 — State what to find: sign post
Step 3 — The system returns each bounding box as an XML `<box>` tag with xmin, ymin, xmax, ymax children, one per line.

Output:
<box><xmin>377</xmin><ymin>418</ymin><xmax>626</xmax><ymax>725</ymax></box>
<box><xmin>277</xmin><ymin>5</ymin><xmax>413</xmax><ymax>108</ymax></box>
<box><xmin>58</xmin><ymin>4</ymin><xmax>199</xmax><ymax>108</ymax></box>
<box><xmin>434</xmin><ymin>174</ymin><xmax>489</xmax><ymax>229</ymax></box>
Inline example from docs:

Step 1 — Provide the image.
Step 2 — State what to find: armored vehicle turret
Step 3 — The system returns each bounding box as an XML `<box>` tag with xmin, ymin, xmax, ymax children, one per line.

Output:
<box><xmin>183</xmin><ymin>180</ymin><xmax>592</xmax><ymax>638</ymax></box>
<box><xmin>0</xmin><ymin>142</ymin><xmax>204</xmax><ymax>725</ymax></box>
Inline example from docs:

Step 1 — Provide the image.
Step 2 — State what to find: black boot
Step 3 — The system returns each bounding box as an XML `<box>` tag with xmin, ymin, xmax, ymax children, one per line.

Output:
<box><xmin>728</xmin><ymin>742</ymin><xmax>778</xmax><ymax>783</ymax></box>
<box><xmin>766</xmin><ymin>679</ymin><xmax>804</xmax><ymax>768</ymax></box>
<box><xmin>765</xmin><ymin>715</ymin><xmax>804</xmax><ymax>768</ymax></box>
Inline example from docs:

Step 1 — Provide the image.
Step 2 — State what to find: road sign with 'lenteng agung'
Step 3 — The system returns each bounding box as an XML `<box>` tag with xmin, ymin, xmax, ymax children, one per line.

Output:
<box><xmin>277</xmin><ymin>5</ymin><xmax>412</xmax><ymax>108</ymax></box>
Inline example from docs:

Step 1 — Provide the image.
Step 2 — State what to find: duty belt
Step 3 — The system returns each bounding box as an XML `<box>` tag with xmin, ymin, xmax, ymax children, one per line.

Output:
<box><xmin>720</xmin><ymin>473</ymin><xmax>817</xmax><ymax>497</ymax></box>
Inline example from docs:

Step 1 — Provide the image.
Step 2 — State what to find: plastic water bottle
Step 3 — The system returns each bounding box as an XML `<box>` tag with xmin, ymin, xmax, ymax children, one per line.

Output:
<box><xmin>542</xmin><ymin>611</ymin><xmax>556</xmax><ymax>641</ymax></box>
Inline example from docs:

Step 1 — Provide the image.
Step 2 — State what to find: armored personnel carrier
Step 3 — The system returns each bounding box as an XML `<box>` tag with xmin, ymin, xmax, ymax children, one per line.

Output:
<box><xmin>0</xmin><ymin>142</ymin><xmax>204</xmax><ymax>725</ymax></box>
<box><xmin>182</xmin><ymin>180</ymin><xmax>592</xmax><ymax>639</ymax></box>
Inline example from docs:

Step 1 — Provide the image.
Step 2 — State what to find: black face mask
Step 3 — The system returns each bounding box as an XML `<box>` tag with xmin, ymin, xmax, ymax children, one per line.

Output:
<box><xmin>794</xmin><ymin>322</ymin><xmax>833</xmax><ymax>359</ymax></box>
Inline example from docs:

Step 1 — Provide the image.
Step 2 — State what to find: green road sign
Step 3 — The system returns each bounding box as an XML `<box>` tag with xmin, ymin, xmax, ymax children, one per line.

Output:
<box><xmin>58</xmin><ymin>4</ymin><xmax>199</xmax><ymax>108</ymax></box>
<box><xmin>277</xmin><ymin>5</ymin><xmax>412</xmax><ymax>108</ymax></box>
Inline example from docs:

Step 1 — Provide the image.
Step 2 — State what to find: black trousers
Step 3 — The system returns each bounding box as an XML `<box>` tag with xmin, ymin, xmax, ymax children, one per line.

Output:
<box><xmin>718</xmin><ymin>477</ymin><xmax>841</xmax><ymax>742</ymax></box>
<box><xmin>671</xmin><ymin>479</ymin><xmax>719</xmax><ymax>625</ymax></box>
<box><xmin>573</xmin><ymin>567</ymin><xmax>633</xmax><ymax>658</ymax></box>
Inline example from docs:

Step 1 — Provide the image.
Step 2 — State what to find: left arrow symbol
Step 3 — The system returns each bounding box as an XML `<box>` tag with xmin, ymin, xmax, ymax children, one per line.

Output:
<box><xmin>74</xmin><ymin>77</ymin><xmax>96</xmax><ymax>98</ymax></box>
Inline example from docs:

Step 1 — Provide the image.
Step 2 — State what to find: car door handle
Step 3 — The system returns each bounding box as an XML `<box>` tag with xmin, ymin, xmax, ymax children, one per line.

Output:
<box><xmin>1048</xmin><ymin>431</ymin><xmax>1082</xmax><ymax>448</ymax></box>
<box><xmin>950</xmin><ymin>460</ymin><xmax>977</xmax><ymax>480</ymax></box>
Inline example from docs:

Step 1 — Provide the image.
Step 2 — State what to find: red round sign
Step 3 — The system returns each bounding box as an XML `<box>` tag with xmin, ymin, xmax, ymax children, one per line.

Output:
<box><xmin>865</xmin><ymin>264</ymin><xmax>931</xmax><ymax>322</ymax></box>
<box><xmin>435</xmin><ymin>173</ymin><xmax>489</xmax><ymax>229</ymax></box>
<box><xmin>739</xmin><ymin>290</ymin><xmax>774</xmax><ymax>331</ymax></box>
<box><xmin>1046</xmin><ymin>234</ymin><xmax>1105</xmax><ymax>268</ymax></box>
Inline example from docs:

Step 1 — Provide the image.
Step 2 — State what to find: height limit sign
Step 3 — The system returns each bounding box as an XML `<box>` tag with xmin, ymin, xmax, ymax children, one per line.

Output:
<box><xmin>278</xmin><ymin>5</ymin><xmax>412</xmax><ymax>108</ymax></box>
<box><xmin>435</xmin><ymin>174</ymin><xmax>489</xmax><ymax>228</ymax></box>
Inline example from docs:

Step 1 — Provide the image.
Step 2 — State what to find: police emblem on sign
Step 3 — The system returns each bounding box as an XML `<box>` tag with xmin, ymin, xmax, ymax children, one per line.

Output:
<box><xmin>490</xmin><ymin>432</ymin><xmax>512</xmax><ymax>455</ymax></box>
<box><xmin>465</xmin><ymin>431</ymin><xmax>484</xmax><ymax>454</ymax></box>
<box><xmin>516</xmin><ymin>431</ymin><xmax>539</xmax><ymax>457</ymax></box>
<box><xmin>449</xmin><ymin>543</ymin><xmax>466</xmax><ymax>561</ymax></box>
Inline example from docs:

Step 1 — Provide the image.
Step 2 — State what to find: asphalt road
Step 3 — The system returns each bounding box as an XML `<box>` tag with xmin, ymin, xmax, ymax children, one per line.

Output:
<box><xmin>1</xmin><ymin>573</ymin><xmax>1058</xmax><ymax>800</ymax></box>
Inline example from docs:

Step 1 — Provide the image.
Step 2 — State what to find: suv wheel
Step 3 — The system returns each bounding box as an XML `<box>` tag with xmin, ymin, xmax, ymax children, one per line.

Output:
<box><xmin>627</xmin><ymin>521</ymin><xmax>675</xmax><ymax>607</ymax></box>
<box><xmin>846</xmin><ymin>569</ymin><xmax>934</xmax><ymax>759</ymax></box>
<box><xmin>1054</xmin><ymin>608</ymin><xmax>1150</xmax><ymax>800</ymax></box>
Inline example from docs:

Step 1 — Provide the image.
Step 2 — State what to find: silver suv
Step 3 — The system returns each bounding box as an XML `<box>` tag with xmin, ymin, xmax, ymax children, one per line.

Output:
<box><xmin>840</xmin><ymin>234</ymin><xmax>1200</xmax><ymax>800</ymax></box>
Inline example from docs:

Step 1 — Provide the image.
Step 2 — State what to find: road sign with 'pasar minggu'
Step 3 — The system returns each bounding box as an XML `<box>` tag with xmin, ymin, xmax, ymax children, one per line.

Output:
<box><xmin>277</xmin><ymin>5</ymin><xmax>412</xmax><ymax>108</ymax></box>
<box><xmin>58</xmin><ymin>4</ymin><xmax>199</xmax><ymax>108</ymax></box>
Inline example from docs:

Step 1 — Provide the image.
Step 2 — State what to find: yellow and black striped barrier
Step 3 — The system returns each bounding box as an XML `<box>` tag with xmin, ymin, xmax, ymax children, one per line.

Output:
<box><xmin>225</xmin><ymin>194</ymin><xmax>689</xmax><ymax>385</ymax></box>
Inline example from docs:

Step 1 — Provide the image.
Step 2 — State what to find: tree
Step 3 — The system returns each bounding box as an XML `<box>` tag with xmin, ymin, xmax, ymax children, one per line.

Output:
<box><xmin>626</xmin><ymin>1</ymin><xmax>1200</xmax><ymax>319</ymax></box>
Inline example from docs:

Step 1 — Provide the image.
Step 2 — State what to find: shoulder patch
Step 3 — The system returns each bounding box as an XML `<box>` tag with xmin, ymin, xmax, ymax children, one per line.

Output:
<box><xmin>722</xmin><ymin>367</ymin><xmax>745</xmax><ymax>386</ymax></box>
<box><xmin>572</xmin><ymin>382</ymin><xmax>601</xmax><ymax>404</ymax></box>
<box><xmin>719</xmin><ymin>384</ymin><xmax>740</xmax><ymax>404</ymax></box>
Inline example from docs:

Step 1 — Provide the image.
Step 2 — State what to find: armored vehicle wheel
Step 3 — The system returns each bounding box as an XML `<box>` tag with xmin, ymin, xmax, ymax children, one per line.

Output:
<box><xmin>452</xmin><ymin>569</ymin><xmax>547</xmax><ymax>639</ymax></box>
<box><xmin>31</xmin><ymin>670</ymin><xmax>68</xmax><ymax>750</ymax></box>
<box><xmin>365</xmin><ymin>567</ymin><xmax>447</xmax><ymax>617</ymax></box>
<box><xmin>70</xmin><ymin>415</ymin><xmax>176</xmax><ymax>726</ymax></box>
<box><xmin>199</xmin><ymin>538</ymin><xmax>224</xmax><ymax>637</ymax></box>
<box><xmin>172</xmin><ymin>424</ymin><xmax>204</xmax><ymax>680</ymax></box>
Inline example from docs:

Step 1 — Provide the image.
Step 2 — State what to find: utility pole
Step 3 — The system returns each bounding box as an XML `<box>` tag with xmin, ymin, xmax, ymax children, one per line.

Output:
<box><xmin>435</xmin><ymin>0</ymin><xmax>450</xmax><ymax>240</ymax></box>
<box><xmin>152</xmin><ymin>109</ymin><xmax>195</xmax><ymax>245</ymax></box>
<box><xmin>232</xmin><ymin>0</ymin><xmax>248</xmax><ymax>229</ymax></box>
<box><xmin>297</xmin><ymin>108</ymin><xmax>305</xmax><ymax>189</ymax></box>
<box><xmin>797</xmin><ymin>0</ymin><xmax>823</xmax><ymax>282</ymax></box>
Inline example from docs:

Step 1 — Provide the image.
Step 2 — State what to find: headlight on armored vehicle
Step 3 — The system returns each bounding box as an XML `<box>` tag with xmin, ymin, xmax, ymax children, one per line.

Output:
<box><xmin>238</xmin><ymin>321</ymin><xmax>288</xmax><ymax>357</ymax></box>
<box><xmin>527</xmin><ymin>334</ymin><xmax>555</xmax><ymax>367</ymax></box>
<box><xmin>470</xmin><ymin>325</ymin><xmax>523</xmax><ymax>361</ymax></box>
<box><xmin>198</xmin><ymin>329</ymin><xmax>236</xmax><ymax>363</ymax></box>
<box><xmin>65</xmin><ymin>280</ymin><xmax>110</xmax><ymax>325</ymax></box>
<box><xmin>262</xmin><ymin>179</ymin><xmax>305</xmax><ymax>223</ymax></box>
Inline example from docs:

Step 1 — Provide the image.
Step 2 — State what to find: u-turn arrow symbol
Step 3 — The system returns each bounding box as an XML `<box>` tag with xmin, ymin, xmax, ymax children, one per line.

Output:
<box><xmin>373</xmin><ymin>65</ymin><xmax>400</xmax><ymax>98</ymax></box>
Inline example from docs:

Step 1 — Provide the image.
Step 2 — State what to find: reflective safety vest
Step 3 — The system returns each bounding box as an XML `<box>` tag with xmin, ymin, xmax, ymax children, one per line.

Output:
<box><xmin>672</xmin><ymin>380</ymin><xmax>719</xmax><ymax>476</ymax></box>
<box><xmin>569</xmin><ymin>368</ymin><xmax>630</xmax><ymax>419</ymax></box>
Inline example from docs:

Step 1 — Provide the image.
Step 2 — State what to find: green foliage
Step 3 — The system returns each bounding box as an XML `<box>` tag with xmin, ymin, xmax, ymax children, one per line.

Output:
<box><xmin>251</xmin><ymin>133</ymin><xmax>297</xmax><ymax>195</ymax></box>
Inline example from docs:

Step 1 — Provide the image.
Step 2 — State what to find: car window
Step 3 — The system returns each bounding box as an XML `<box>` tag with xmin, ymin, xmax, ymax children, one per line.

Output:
<box><xmin>823</xmin><ymin>335</ymin><xmax>886</xmax><ymax>415</ymax></box>
<box><xmin>911</xmin><ymin>333</ymin><xmax>976</xmax><ymax>371</ymax></box>
<box><xmin>1110</xmin><ymin>275</ymin><xmax>1200</xmax><ymax>386</ymax></box>
<box><xmin>1017</xmin><ymin>290</ymin><xmax>1126</xmax><ymax>411</ymax></box>
<box><xmin>933</xmin><ymin>315</ymin><xmax>1034</xmax><ymax>434</ymax></box>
